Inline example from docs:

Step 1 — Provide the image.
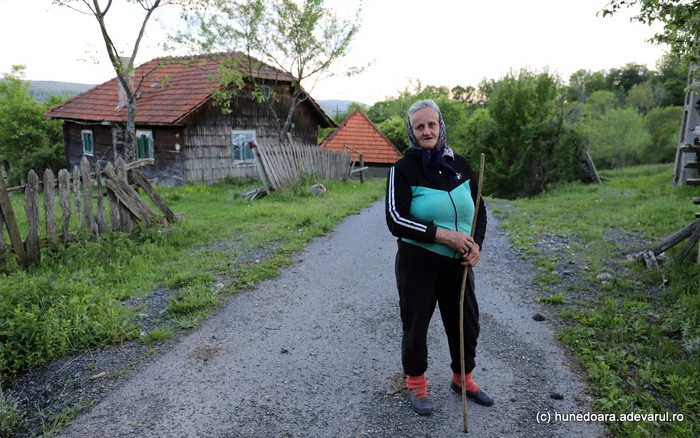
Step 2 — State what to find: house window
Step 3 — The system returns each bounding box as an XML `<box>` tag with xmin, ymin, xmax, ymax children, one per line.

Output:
<box><xmin>136</xmin><ymin>130</ymin><xmax>154</xmax><ymax>160</ymax></box>
<box><xmin>261</xmin><ymin>86</ymin><xmax>271</xmax><ymax>101</ymax></box>
<box><xmin>81</xmin><ymin>130</ymin><xmax>94</xmax><ymax>155</ymax></box>
<box><xmin>231</xmin><ymin>130</ymin><xmax>256</xmax><ymax>162</ymax></box>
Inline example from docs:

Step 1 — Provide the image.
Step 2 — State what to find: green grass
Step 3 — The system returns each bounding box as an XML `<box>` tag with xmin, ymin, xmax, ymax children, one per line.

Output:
<box><xmin>495</xmin><ymin>163</ymin><xmax>700</xmax><ymax>437</ymax></box>
<box><xmin>140</xmin><ymin>325</ymin><xmax>175</xmax><ymax>344</ymax></box>
<box><xmin>36</xmin><ymin>397</ymin><xmax>94</xmax><ymax>437</ymax></box>
<box><xmin>0</xmin><ymin>386</ymin><xmax>20</xmax><ymax>438</ymax></box>
<box><xmin>0</xmin><ymin>177</ymin><xmax>386</xmax><ymax>381</ymax></box>
<box><xmin>538</xmin><ymin>292</ymin><xmax>566</xmax><ymax>304</ymax></box>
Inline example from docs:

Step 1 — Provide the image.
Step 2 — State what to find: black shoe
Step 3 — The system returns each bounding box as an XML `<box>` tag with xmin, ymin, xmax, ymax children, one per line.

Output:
<box><xmin>450</xmin><ymin>381</ymin><xmax>494</xmax><ymax>407</ymax></box>
<box><xmin>408</xmin><ymin>390</ymin><xmax>432</xmax><ymax>415</ymax></box>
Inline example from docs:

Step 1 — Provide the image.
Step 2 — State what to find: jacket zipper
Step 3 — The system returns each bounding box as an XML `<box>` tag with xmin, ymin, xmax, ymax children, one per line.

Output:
<box><xmin>447</xmin><ymin>191</ymin><xmax>460</xmax><ymax>259</ymax></box>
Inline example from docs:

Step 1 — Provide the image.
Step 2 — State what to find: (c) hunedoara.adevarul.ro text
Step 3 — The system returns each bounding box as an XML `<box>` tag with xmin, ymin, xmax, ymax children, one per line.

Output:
<box><xmin>536</xmin><ymin>411</ymin><xmax>685</xmax><ymax>424</ymax></box>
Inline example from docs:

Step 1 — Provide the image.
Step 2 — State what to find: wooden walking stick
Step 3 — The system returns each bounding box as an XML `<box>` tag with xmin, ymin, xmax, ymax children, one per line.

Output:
<box><xmin>459</xmin><ymin>153</ymin><xmax>485</xmax><ymax>433</ymax></box>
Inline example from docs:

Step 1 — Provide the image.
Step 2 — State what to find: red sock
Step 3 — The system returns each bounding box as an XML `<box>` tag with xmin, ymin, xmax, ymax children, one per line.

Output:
<box><xmin>452</xmin><ymin>372</ymin><xmax>480</xmax><ymax>393</ymax></box>
<box><xmin>406</xmin><ymin>374</ymin><xmax>428</xmax><ymax>398</ymax></box>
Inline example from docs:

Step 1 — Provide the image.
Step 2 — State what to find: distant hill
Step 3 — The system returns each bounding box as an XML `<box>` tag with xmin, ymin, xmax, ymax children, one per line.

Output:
<box><xmin>317</xmin><ymin>99</ymin><xmax>369</xmax><ymax>118</ymax></box>
<box><xmin>29</xmin><ymin>81</ymin><xmax>96</xmax><ymax>102</ymax></box>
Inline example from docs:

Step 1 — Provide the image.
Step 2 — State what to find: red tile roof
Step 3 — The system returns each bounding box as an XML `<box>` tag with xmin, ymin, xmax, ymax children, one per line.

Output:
<box><xmin>45</xmin><ymin>53</ymin><xmax>331</xmax><ymax>126</ymax></box>
<box><xmin>321</xmin><ymin>109</ymin><xmax>403</xmax><ymax>165</ymax></box>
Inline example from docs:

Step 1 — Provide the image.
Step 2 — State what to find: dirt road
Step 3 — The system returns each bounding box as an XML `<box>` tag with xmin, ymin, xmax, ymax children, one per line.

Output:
<box><xmin>55</xmin><ymin>200</ymin><xmax>604</xmax><ymax>437</ymax></box>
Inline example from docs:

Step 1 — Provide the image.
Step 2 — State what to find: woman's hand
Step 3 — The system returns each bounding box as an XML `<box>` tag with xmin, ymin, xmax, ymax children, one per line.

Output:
<box><xmin>434</xmin><ymin>228</ymin><xmax>480</xmax><ymax>267</ymax></box>
<box><xmin>461</xmin><ymin>244</ymin><xmax>480</xmax><ymax>267</ymax></box>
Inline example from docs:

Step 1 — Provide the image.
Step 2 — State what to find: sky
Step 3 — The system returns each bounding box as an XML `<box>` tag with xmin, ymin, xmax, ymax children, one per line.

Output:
<box><xmin>0</xmin><ymin>0</ymin><xmax>668</xmax><ymax>106</ymax></box>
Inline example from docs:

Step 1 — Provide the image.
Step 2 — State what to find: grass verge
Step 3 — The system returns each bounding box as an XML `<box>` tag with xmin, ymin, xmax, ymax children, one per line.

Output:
<box><xmin>0</xmin><ymin>177</ymin><xmax>385</xmax><ymax>381</ymax></box>
<box><xmin>0</xmin><ymin>386</ymin><xmax>20</xmax><ymax>438</ymax></box>
<box><xmin>492</xmin><ymin>164</ymin><xmax>699</xmax><ymax>437</ymax></box>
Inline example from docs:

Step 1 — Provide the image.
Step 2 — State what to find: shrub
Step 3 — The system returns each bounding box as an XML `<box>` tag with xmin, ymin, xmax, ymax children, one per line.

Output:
<box><xmin>465</xmin><ymin>69</ymin><xmax>589</xmax><ymax>198</ymax></box>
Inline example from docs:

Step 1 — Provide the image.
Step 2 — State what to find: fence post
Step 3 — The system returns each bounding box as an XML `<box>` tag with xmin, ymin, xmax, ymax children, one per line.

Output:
<box><xmin>0</xmin><ymin>173</ymin><xmax>27</xmax><ymax>268</ymax></box>
<box><xmin>0</xmin><ymin>206</ymin><xmax>5</xmax><ymax>265</ymax></box>
<box><xmin>58</xmin><ymin>169</ymin><xmax>72</xmax><ymax>244</ymax></box>
<box><xmin>81</xmin><ymin>156</ymin><xmax>96</xmax><ymax>236</ymax></box>
<box><xmin>73</xmin><ymin>166</ymin><xmax>83</xmax><ymax>231</ymax></box>
<box><xmin>359</xmin><ymin>155</ymin><xmax>365</xmax><ymax>184</ymax></box>
<box><xmin>43</xmin><ymin>168</ymin><xmax>58</xmax><ymax>243</ymax></box>
<box><xmin>95</xmin><ymin>161</ymin><xmax>108</xmax><ymax>235</ymax></box>
<box><xmin>24</xmin><ymin>170</ymin><xmax>41</xmax><ymax>266</ymax></box>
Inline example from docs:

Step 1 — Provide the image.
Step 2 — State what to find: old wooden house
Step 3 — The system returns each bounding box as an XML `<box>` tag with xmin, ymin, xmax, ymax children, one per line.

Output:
<box><xmin>45</xmin><ymin>53</ymin><xmax>336</xmax><ymax>186</ymax></box>
<box><xmin>321</xmin><ymin>109</ymin><xmax>403</xmax><ymax>178</ymax></box>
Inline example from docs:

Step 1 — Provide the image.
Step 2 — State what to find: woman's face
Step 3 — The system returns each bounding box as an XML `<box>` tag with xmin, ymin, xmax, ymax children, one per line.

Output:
<box><xmin>410</xmin><ymin>108</ymin><xmax>440</xmax><ymax>150</ymax></box>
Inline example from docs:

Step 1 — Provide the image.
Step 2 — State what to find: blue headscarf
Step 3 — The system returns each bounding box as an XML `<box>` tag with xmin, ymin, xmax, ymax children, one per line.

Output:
<box><xmin>405</xmin><ymin>100</ymin><xmax>460</xmax><ymax>183</ymax></box>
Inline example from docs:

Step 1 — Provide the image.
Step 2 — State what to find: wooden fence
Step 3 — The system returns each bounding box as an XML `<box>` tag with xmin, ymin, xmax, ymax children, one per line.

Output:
<box><xmin>0</xmin><ymin>156</ymin><xmax>178</xmax><ymax>268</ymax></box>
<box><xmin>254</xmin><ymin>139</ymin><xmax>352</xmax><ymax>191</ymax></box>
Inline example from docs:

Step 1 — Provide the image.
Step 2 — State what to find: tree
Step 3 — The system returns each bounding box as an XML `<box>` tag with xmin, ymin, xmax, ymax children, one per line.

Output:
<box><xmin>461</xmin><ymin>109</ymin><xmax>496</xmax><ymax>157</ymax></box>
<box><xmin>451</xmin><ymin>85</ymin><xmax>477</xmax><ymax>103</ymax></box>
<box><xmin>176</xmin><ymin>0</ymin><xmax>365</xmax><ymax>141</ymax></box>
<box><xmin>655</xmin><ymin>52</ymin><xmax>689</xmax><ymax>106</ymax></box>
<box><xmin>566</xmin><ymin>69</ymin><xmax>607</xmax><ymax>102</ymax></box>
<box><xmin>52</xmin><ymin>0</ymin><xmax>202</xmax><ymax>162</ymax></box>
<box><xmin>467</xmin><ymin>69</ymin><xmax>588</xmax><ymax>198</ymax></box>
<box><xmin>588</xmin><ymin>90</ymin><xmax>618</xmax><ymax>119</ymax></box>
<box><xmin>376</xmin><ymin>115</ymin><xmax>408</xmax><ymax>152</ymax></box>
<box><xmin>605</xmin><ymin>62</ymin><xmax>649</xmax><ymax>95</ymax></box>
<box><xmin>589</xmin><ymin>108</ymin><xmax>651</xmax><ymax>168</ymax></box>
<box><xmin>0</xmin><ymin>66</ymin><xmax>65</xmax><ymax>184</ymax></box>
<box><xmin>601</xmin><ymin>1</ymin><xmax>700</xmax><ymax>64</ymax></box>
<box><xmin>626</xmin><ymin>82</ymin><xmax>655</xmax><ymax>114</ymax></box>
<box><xmin>333</xmin><ymin>102</ymin><xmax>368</xmax><ymax>123</ymax></box>
<box><xmin>433</xmin><ymin>95</ymin><xmax>468</xmax><ymax>151</ymax></box>
<box><xmin>362</xmin><ymin>82</ymin><xmax>473</xmax><ymax>153</ymax></box>
<box><xmin>643</xmin><ymin>106</ymin><xmax>683</xmax><ymax>163</ymax></box>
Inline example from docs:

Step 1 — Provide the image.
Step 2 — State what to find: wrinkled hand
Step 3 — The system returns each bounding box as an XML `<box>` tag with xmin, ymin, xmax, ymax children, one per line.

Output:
<box><xmin>435</xmin><ymin>228</ymin><xmax>480</xmax><ymax>266</ymax></box>
<box><xmin>461</xmin><ymin>244</ymin><xmax>480</xmax><ymax>267</ymax></box>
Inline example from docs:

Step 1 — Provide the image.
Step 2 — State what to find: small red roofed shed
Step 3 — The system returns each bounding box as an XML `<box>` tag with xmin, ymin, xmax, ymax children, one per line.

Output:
<box><xmin>321</xmin><ymin>109</ymin><xmax>403</xmax><ymax>178</ymax></box>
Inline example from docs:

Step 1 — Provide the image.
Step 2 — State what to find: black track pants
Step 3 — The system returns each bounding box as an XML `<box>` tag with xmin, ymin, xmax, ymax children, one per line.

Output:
<box><xmin>395</xmin><ymin>242</ymin><xmax>480</xmax><ymax>377</ymax></box>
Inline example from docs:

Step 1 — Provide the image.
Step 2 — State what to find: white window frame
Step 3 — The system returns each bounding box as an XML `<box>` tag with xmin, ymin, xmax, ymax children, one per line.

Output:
<box><xmin>136</xmin><ymin>130</ymin><xmax>154</xmax><ymax>161</ymax></box>
<box><xmin>260</xmin><ymin>85</ymin><xmax>271</xmax><ymax>101</ymax></box>
<box><xmin>231</xmin><ymin>130</ymin><xmax>256</xmax><ymax>162</ymax></box>
<box><xmin>81</xmin><ymin>130</ymin><xmax>94</xmax><ymax>156</ymax></box>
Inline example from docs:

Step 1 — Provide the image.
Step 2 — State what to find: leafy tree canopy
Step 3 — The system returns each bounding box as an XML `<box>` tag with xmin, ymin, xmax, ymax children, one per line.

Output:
<box><xmin>174</xmin><ymin>0</ymin><xmax>366</xmax><ymax>140</ymax></box>
<box><xmin>0</xmin><ymin>66</ymin><xmax>65</xmax><ymax>184</ymax></box>
<box><xmin>601</xmin><ymin>1</ymin><xmax>700</xmax><ymax>64</ymax></box>
<box><xmin>643</xmin><ymin>105</ymin><xmax>683</xmax><ymax>163</ymax></box>
<box><xmin>464</xmin><ymin>69</ymin><xmax>589</xmax><ymax>198</ymax></box>
<box><xmin>589</xmin><ymin>108</ymin><xmax>651</xmax><ymax>169</ymax></box>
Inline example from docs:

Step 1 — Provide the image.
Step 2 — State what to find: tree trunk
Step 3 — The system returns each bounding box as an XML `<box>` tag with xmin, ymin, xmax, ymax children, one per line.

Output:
<box><xmin>280</xmin><ymin>83</ymin><xmax>303</xmax><ymax>141</ymax></box>
<box><xmin>126</xmin><ymin>99</ymin><xmax>137</xmax><ymax>163</ymax></box>
<box><xmin>116</xmin><ymin>70</ymin><xmax>137</xmax><ymax>163</ymax></box>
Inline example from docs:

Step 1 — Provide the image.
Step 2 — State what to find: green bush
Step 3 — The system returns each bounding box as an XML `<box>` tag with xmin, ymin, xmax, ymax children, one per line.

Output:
<box><xmin>589</xmin><ymin>108</ymin><xmax>651</xmax><ymax>169</ymax></box>
<box><xmin>0</xmin><ymin>66</ymin><xmax>66</xmax><ymax>185</ymax></box>
<box><xmin>642</xmin><ymin>106</ymin><xmax>683</xmax><ymax>164</ymax></box>
<box><xmin>0</xmin><ymin>274</ymin><xmax>136</xmax><ymax>377</ymax></box>
<box><xmin>465</xmin><ymin>69</ymin><xmax>589</xmax><ymax>198</ymax></box>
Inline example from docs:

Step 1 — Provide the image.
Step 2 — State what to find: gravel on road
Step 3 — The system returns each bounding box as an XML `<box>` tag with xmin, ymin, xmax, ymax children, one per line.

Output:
<box><xmin>22</xmin><ymin>199</ymin><xmax>604</xmax><ymax>437</ymax></box>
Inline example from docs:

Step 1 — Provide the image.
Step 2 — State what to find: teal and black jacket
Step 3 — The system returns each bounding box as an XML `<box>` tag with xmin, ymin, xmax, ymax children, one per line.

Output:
<box><xmin>385</xmin><ymin>151</ymin><xmax>487</xmax><ymax>259</ymax></box>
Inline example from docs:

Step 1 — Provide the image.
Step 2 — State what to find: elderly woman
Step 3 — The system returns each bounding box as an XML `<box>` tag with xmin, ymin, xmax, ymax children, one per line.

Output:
<box><xmin>385</xmin><ymin>99</ymin><xmax>492</xmax><ymax>415</ymax></box>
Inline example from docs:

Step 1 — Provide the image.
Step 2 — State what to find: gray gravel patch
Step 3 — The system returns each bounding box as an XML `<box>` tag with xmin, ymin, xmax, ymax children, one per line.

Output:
<box><xmin>45</xmin><ymin>199</ymin><xmax>604</xmax><ymax>437</ymax></box>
